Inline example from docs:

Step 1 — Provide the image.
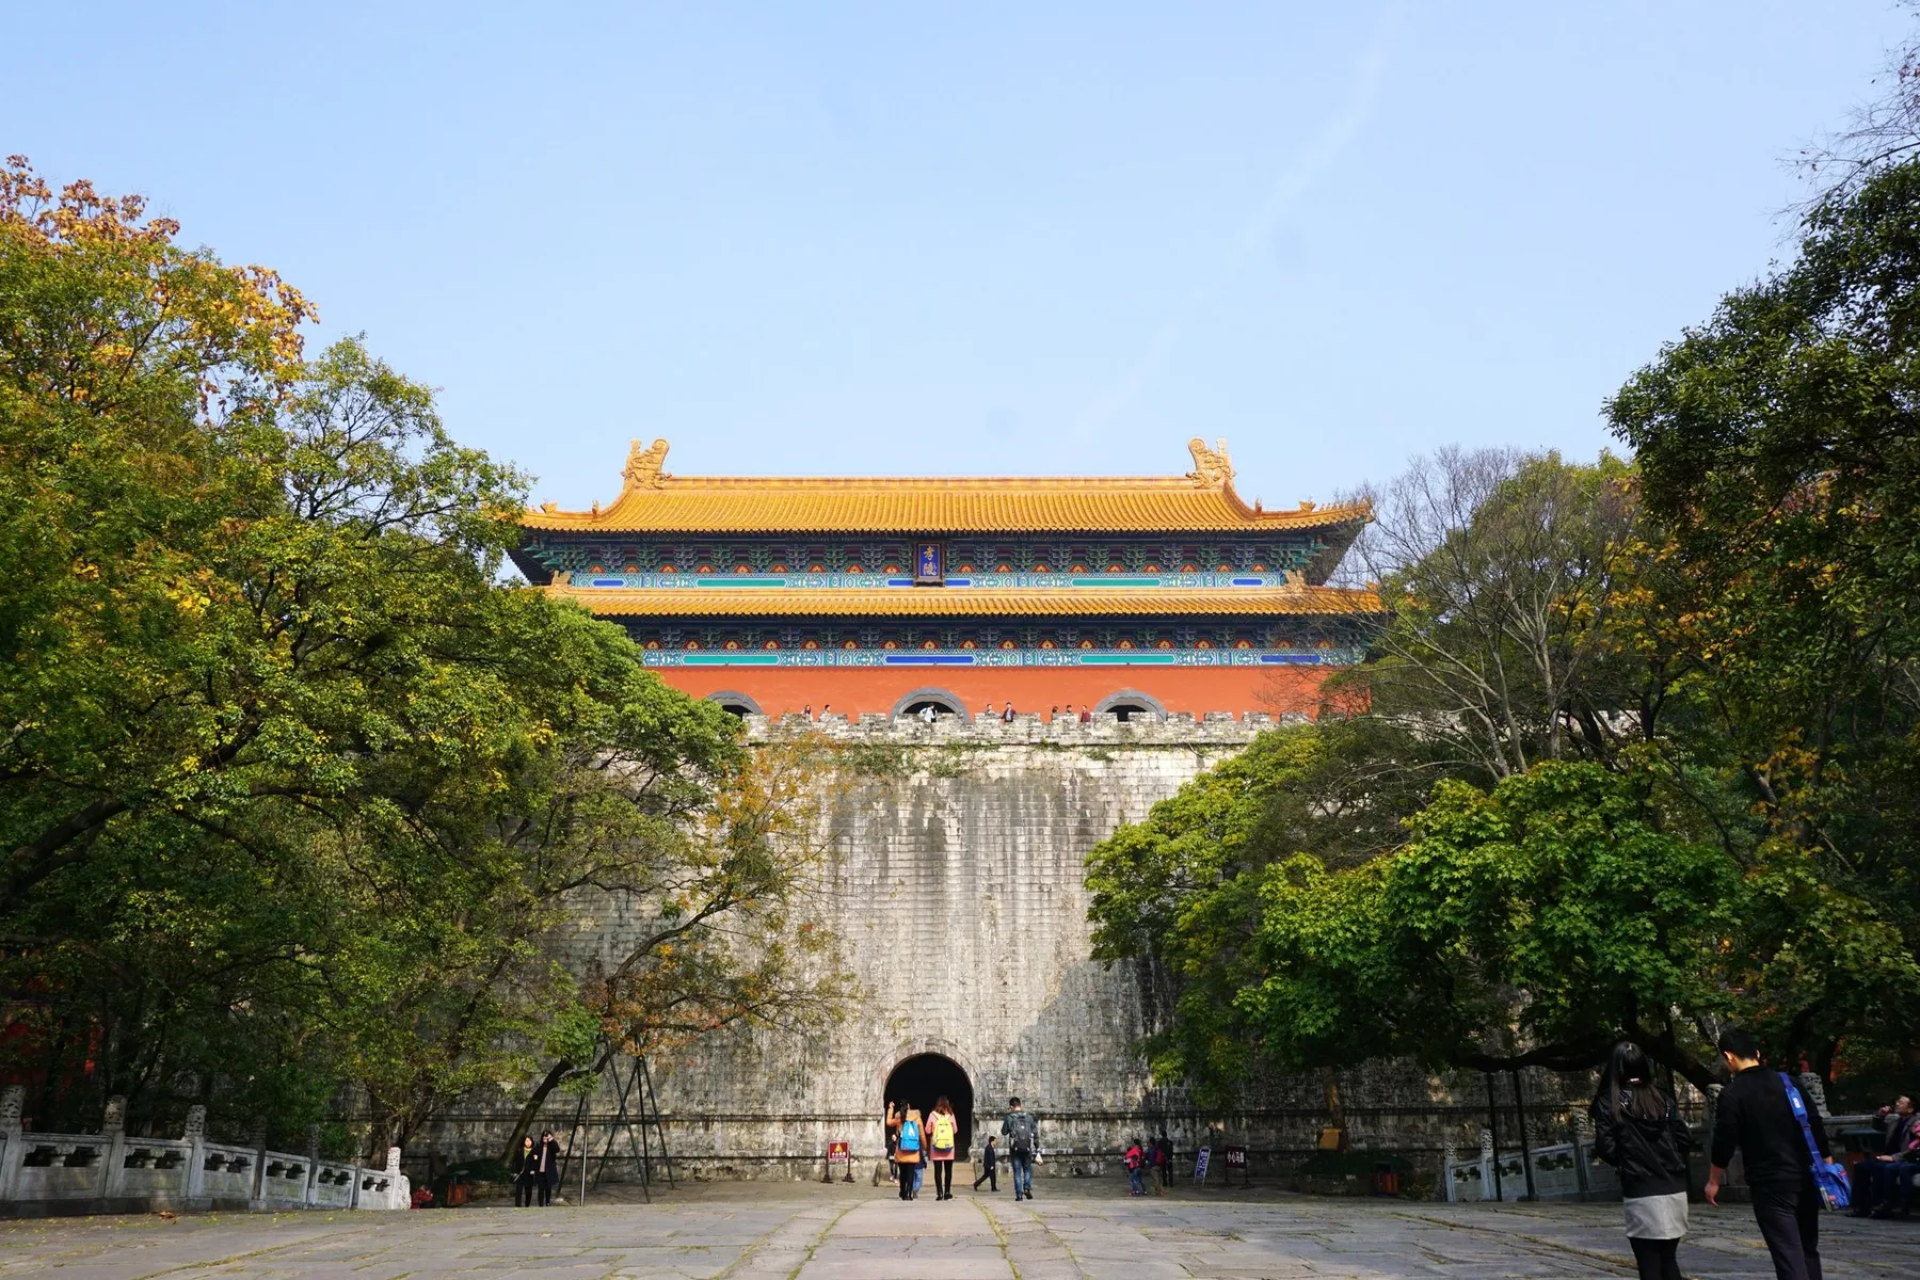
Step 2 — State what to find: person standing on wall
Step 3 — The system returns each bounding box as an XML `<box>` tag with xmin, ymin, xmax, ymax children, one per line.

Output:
<box><xmin>537</xmin><ymin>1128</ymin><xmax>563</xmax><ymax>1207</ymax></box>
<box><xmin>973</xmin><ymin>1134</ymin><xmax>999</xmax><ymax>1192</ymax></box>
<box><xmin>927</xmin><ymin>1096</ymin><xmax>959</xmax><ymax>1200</ymax></box>
<box><xmin>1002</xmin><ymin>1096</ymin><xmax>1039</xmax><ymax>1202</ymax></box>
<box><xmin>1706</xmin><ymin>1027</ymin><xmax>1832</xmax><ymax>1280</ymax></box>
<box><xmin>510</xmin><ymin>1135</ymin><xmax>538</xmax><ymax>1208</ymax></box>
<box><xmin>895</xmin><ymin>1105</ymin><xmax>924</xmax><ymax>1201</ymax></box>
<box><xmin>1590</xmin><ymin>1042</ymin><xmax>1695</xmax><ymax>1280</ymax></box>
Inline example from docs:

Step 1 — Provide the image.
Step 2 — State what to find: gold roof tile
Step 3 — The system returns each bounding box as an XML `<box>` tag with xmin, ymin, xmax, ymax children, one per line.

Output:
<box><xmin>522</xmin><ymin>438</ymin><xmax>1370</xmax><ymax>535</ymax></box>
<box><xmin>544</xmin><ymin>584</ymin><xmax>1382</xmax><ymax>618</ymax></box>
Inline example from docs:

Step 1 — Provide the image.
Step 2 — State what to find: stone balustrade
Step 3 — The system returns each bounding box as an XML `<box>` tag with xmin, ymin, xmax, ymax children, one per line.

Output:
<box><xmin>742</xmin><ymin>708</ymin><xmax>1286</xmax><ymax>746</ymax></box>
<box><xmin>0</xmin><ymin>1086</ymin><xmax>408</xmax><ymax>1217</ymax></box>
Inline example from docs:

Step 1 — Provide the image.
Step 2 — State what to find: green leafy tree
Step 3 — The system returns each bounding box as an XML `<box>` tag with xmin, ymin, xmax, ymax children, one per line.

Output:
<box><xmin>0</xmin><ymin>159</ymin><xmax>852</xmax><ymax>1146</ymax></box>
<box><xmin>1245</xmin><ymin>763</ymin><xmax>1743</xmax><ymax>1087</ymax></box>
<box><xmin>1087</xmin><ymin>718</ymin><xmax>1456</xmax><ymax>1105</ymax></box>
<box><xmin>1608</xmin><ymin>154</ymin><xmax>1920</xmax><ymax>1071</ymax></box>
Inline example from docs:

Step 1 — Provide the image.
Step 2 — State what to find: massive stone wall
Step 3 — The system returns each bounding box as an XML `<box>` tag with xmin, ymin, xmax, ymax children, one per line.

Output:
<box><xmin>418</xmin><ymin>713</ymin><xmax>1599</xmax><ymax>1183</ymax></box>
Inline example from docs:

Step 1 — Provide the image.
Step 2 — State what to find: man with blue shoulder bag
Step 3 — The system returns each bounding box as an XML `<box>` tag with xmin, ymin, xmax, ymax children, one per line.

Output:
<box><xmin>1705</xmin><ymin>1028</ymin><xmax>1838</xmax><ymax>1280</ymax></box>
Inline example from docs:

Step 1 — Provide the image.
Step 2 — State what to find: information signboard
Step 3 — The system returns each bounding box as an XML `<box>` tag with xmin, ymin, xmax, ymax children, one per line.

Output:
<box><xmin>1224</xmin><ymin>1144</ymin><xmax>1249</xmax><ymax>1185</ymax></box>
<box><xmin>1194</xmin><ymin>1146</ymin><xmax>1211</xmax><ymax>1183</ymax></box>
<box><xmin>828</xmin><ymin>1141</ymin><xmax>849</xmax><ymax>1164</ymax></box>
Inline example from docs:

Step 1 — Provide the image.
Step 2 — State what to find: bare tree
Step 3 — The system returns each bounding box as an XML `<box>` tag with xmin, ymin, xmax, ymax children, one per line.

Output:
<box><xmin>1797</xmin><ymin>3</ymin><xmax>1920</xmax><ymax>205</ymax></box>
<box><xmin>1338</xmin><ymin>448</ymin><xmax>1643</xmax><ymax>779</ymax></box>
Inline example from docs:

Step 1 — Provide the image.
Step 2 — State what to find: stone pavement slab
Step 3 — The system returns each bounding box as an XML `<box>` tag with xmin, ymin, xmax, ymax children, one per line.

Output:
<box><xmin>3</xmin><ymin>1181</ymin><xmax>1917</xmax><ymax>1279</ymax></box>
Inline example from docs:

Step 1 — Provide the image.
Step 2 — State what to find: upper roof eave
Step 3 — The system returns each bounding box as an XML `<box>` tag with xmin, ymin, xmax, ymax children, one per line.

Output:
<box><xmin>519</xmin><ymin>438</ymin><xmax>1372</xmax><ymax>536</ymax></box>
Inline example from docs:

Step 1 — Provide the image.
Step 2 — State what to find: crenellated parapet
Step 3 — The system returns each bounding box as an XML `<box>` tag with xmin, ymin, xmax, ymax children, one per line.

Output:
<box><xmin>740</xmin><ymin>709</ymin><xmax>1285</xmax><ymax>748</ymax></box>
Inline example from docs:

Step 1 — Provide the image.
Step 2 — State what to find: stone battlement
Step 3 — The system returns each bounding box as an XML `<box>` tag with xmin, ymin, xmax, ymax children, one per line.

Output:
<box><xmin>739</xmin><ymin>709</ymin><xmax>1289</xmax><ymax>747</ymax></box>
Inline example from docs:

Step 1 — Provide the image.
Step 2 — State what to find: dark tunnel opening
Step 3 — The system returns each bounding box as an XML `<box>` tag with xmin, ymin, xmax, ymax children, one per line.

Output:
<box><xmin>883</xmin><ymin>1053</ymin><xmax>974</xmax><ymax>1155</ymax></box>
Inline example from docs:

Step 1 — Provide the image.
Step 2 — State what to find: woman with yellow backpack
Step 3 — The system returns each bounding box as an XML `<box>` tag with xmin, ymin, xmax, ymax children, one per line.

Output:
<box><xmin>927</xmin><ymin>1097</ymin><xmax>959</xmax><ymax>1200</ymax></box>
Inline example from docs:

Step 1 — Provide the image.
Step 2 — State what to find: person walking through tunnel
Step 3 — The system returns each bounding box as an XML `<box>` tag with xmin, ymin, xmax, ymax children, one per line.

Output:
<box><xmin>1591</xmin><ymin>1042</ymin><xmax>1694</xmax><ymax>1280</ymax></box>
<box><xmin>928</xmin><ymin>1096</ymin><xmax>958</xmax><ymax>1200</ymax></box>
<box><xmin>1002</xmin><ymin>1096</ymin><xmax>1039</xmax><ymax>1201</ymax></box>
<box><xmin>884</xmin><ymin>1100</ymin><xmax>901</xmax><ymax>1183</ymax></box>
<box><xmin>894</xmin><ymin>1105</ymin><xmax>924</xmax><ymax>1201</ymax></box>
<box><xmin>973</xmin><ymin>1134</ymin><xmax>999</xmax><ymax>1192</ymax></box>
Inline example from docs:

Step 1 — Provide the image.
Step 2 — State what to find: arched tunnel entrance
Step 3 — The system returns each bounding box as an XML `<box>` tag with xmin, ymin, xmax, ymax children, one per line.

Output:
<box><xmin>884</xmin><ymin>1053</ymin><xmax>974</xmax><ymax>1154</ymax></box>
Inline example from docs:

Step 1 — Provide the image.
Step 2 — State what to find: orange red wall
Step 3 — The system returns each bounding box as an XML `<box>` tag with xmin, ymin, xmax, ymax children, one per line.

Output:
<box><xmin>651</xmin><ymin>664</ymin><xmax>1337</xmax><ymax>720</ymax></box>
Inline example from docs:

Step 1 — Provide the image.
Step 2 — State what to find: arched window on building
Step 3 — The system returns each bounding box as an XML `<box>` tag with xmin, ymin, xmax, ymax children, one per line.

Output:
<box><xmin>1095</xmin><ymin>690</ymin><xmax>1167</xmax><ymax>723</ymax></box>
<box><xmin>704</xmin><ymin>691</ymin><xmax>763</xmax><ymax>718</ymax></box>
<box><xmin>892</xmin><ymin>688</ymin><xmax>966</xmax><ymax>721</ymax></box>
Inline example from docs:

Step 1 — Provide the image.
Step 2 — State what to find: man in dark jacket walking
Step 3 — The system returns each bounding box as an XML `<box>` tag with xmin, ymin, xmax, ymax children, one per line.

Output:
<box><xmin>1705</xmin><ymin>1028</ymin><xmax>1831</xmax><ymax>1280</ymax></box>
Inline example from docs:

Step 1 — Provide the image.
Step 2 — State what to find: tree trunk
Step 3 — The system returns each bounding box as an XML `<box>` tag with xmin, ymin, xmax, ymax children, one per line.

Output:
<box><xmin>498</xmin><ymin>1048</ymin><xmax>611</xmax><ymax>1166</ymax></box>
<box><xmin>1320</xmin><ymin>1066</ymin><xmax>1346</xmax><ymax>1132</ymax></box>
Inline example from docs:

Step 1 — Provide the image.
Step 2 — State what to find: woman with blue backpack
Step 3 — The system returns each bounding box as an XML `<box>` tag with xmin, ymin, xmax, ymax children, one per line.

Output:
<box><xmin>894</xmin><ymin>1105</ymin><xmax>925</xmax><ymax>1200</ymax></box>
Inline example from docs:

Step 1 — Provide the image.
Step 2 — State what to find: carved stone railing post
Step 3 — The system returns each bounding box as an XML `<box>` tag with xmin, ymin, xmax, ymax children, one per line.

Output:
<box><xmin>248</xmin><ymin>1119</ymin><xmax>268</xmax><ymax>1208</ymax></box>
<box><xmin>183</xmin><ymin>1105</ymin><xmax>208</xmax><ymax>1201</ymax></box>
<box><xmin>0</xmin><ymin>1084</ymin><xmax>24</xmax><ymax>1202</ymax></box>
<box><xmin>100</xmin><ymin>1095</ymin><xmax>129</xmax><ymax>1201</ymax></box>
<box><xmin>305</xmin><ymin>1124</ymin><xmax>321</xmax><ymax>1207</ymax></box>
<box><xmin>385</xmin><ymin>1145</ymin><xmax>407</xmax><ymax>1210</ymax></box>
<box><xmin>1570</xmin><ymin>1106</ymin><xmax>1594</xmax><ymax>1193</ymax></box>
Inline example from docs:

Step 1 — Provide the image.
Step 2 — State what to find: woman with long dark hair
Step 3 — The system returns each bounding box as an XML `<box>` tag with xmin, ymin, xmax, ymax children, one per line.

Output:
<box><xmin>927</xmin><ymin>1096</ymin><xmax>959</xmax><ymax>1200</ymax></box>
<box><xmin>1590</xmin><ymin>1041</ymin><xmax>1696</xmax><ymax>1280</ymax></box>
<box><xmin>509</xmin><ymin>1134</ymin><xmax>539</xmax><ymax>1208</ymax></box>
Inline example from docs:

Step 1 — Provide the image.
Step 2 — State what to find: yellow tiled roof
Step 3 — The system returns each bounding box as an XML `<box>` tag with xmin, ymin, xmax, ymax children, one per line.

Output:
<box><xmin>545</xmin><ymin>584</ymin><xmax>1382</xmax><ymax>618</ymax></box>
<box><xmin>522</xmin><ymin>438</ymin><xmax>1370</xmax><ymax>535</ymax></box>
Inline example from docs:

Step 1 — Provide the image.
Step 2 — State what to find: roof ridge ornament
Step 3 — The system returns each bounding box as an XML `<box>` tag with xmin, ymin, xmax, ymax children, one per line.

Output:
<box><xmin>1186</xmin><ymin>437</ymin><xmax>1234</xmax><ymax>488</ymax></box>
<box><xmin>625</xmin><ymin>437</ymin><xmax>672</xmax><ymax>489</ymax></box>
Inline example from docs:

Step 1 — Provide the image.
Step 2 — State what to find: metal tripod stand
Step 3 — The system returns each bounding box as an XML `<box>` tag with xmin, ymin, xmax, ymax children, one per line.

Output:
<box><xmin>559</xmin><ymin>1048</ymin><xmax>675</xmax><ymax>1204</ymax></box>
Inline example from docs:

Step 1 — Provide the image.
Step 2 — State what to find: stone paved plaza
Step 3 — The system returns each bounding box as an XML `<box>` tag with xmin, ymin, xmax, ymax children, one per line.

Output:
<box><xmin>3</xmin><ymin>1182</ymin><xmax>1916</xmax><ymax>1279</ymax></box>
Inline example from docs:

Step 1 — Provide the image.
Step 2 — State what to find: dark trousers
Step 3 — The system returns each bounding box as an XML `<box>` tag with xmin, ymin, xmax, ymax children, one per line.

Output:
<box><xmin>932</xmin><ymin>1160</ymin><xmax>953</xmax><ymax>1197</ymax></box>
<box><xmin>897</xmin><ymin>1161</ymin><xmax>917</xmax><ymax>1199</ymax></box>
<box><xmin>1751</xmin><ymin>1177</ymin><xmax>1823</xmax><ymax>1280</ymax></box>
<box><xmin>1887</xmin><ymin>1163</ymin><xmax>1920</xmax><ymax>1213</ymax></box>
<box><xmin>1853</xmin><ymin>1159</ymin><xmax>1919</xmax><ymax>1214</ymax></box>
<box><xmin>974</xmin><ymin>1163</ymin><xmax>997</xmax><ymax>1191</ymax></box>
<box><xmin>514</xmin><ymin>1175</ymin><xmax>536</xmax><ymax>1206</ymax></box>
<box><xmin>1628</xmin><ymin>1237</ymin><xmax>1682</xmax><ymax>1280</ymax></box>
<box><xmin>537</xmin><ymin>1175</ymin><xmax>553</xmax><ymax>1206</ymax></box>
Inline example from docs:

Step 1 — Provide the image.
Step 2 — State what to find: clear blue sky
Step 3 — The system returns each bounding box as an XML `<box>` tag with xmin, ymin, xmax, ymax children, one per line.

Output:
<box><xmin>10</xmin><ymin>2</ymin><xmax>1911</xmax><ymax>509</ymax></box>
